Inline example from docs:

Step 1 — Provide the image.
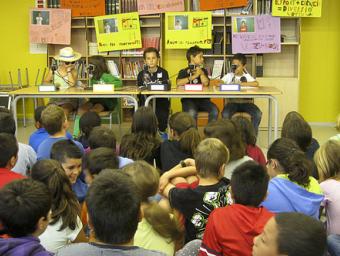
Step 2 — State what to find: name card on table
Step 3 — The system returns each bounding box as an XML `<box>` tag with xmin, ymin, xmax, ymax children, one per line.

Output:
<box><xmin>93</xmin><ymin>84</ymin><xmax>114</xmax><ymax>92</ymax></box>
<box><xmin>38</xmin><ymin>84</ymin><xmax>57</xmax><ymax>92</ymax></box>
<box><xmin>220</xmin><ymin>84</ymin><xmax>240</xmax><ymax>91</ymax></box>
<box><xmin>147</xmin><ymin>84</ymin><xmax>169</xmax><ymax>91</ymax></box>
<box><xmin>184</xmin><ymin>84</ymin><xmax>203</xmax><ymax>91</ymax></box>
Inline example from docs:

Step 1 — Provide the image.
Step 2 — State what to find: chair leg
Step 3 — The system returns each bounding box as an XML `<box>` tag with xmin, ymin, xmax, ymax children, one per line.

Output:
<box><xmin>109</xmin><ymin>112</ymin><xmax>112</xmax><ymax>129</ymax></box>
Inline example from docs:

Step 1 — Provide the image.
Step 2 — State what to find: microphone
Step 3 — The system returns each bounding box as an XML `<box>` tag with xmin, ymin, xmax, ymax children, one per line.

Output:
<box><xmin>51</xmin><ymin>59</ymin><xmax>58</xmax><ymax>84</ymax></box>
<box><xmin>240</xmin><ymin>76</ymin><xmax>247</xmax><ymax>83</ymax></box>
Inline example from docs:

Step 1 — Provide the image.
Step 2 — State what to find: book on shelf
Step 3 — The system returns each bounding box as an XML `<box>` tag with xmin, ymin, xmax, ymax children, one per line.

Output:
<box><xmin>257</xmin><ymin>0</ymin><xmax>271</xmax><ymax>14</ymax></box>
<box><xmin>225</xmin><ymin>0</ymin><xmax>253</xmax><ymax>15</ymax></box>
<box><xmin>211</xmin><ymin>59</ymin><xmax>224</xmax><ymax>79</ymax></box>
<box><xmin>121</xmin><ymin>0</ymin><xmax>138</xmax><ymax>13</ymax></box>
<box><xmin>75</xmin><ymin>59</ymin><xmax>86</xmax><ymax>80</ymax></box>
<box><xmin>105</xmin><ymin>0</ymin><xmax>119</xmax><ymax>14</ymax></box>
<box><xmin>35</xmin><ymin>0</ymin><xmax>47</xmax><ymax>8</ymax></box>
<box><xmin>120</xmin><ymin>58</ymin><xmax>144</xmax><ymax>79</ymax></box>
<box><xmin>107</xmin><ymin>60</ymin><xmax>120</xmax><ymax>78</ymax></box>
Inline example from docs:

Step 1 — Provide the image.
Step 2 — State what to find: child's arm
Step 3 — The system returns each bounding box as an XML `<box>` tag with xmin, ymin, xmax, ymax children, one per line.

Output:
<box><xmin>67</xmin><ymin>68</ymin><xmax>78</xmax><ymax>87</ymax></box>
<box><xmin>240</xmin><ymin>80</ymin><xmax>259</xmax><ymax>87</ymax></box>
<box><xmin>43</xmin><ymin>70</ymin><xmax>53</xmax><ymax>83</ymax></box>
<box><xmin>162</xmin><ymin>182</ymin><xmax>176</xmax><ymax>198</ymax></box>
<box><xmin>197</xmin><ymin>67</ymin><xmax>209</xmax><ymax>86</ymax></box>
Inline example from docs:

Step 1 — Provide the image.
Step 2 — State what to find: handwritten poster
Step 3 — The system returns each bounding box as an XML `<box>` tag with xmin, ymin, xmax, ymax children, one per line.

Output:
<box><xmin>231</xmin><ymin>15</ymin><xmax>281</xmax><ymax>54</ymax></box>
<box><xmin>29</xmin><ymin>8</ymin><xmax>71</xmax><ymax>45</ymax></box>
<box><xmin>165</xmin><ymin>12</ymin><xmax>212</xmax><ymax>49</ymax></box>
<box><xmin>272</xmin><ymin>0</ymin><xmax>322</xmax><ymax>17</ymax></box>
<box><xmin>137</xmin><ymin>0</ymin><xmax>184</xmax><ymax>15</ymax></box>
<box><xmin>95</xmin><ymin>12</ymin><xmax>142</xmax><ymax>52</ymax></box>
<box><xmin>200</xmin><ymin>0</ymin><xmax>247</xmax><ymax>11</ymax></box>
<box><xmin>60</xmin><ymin>0</ymin><xmax>105</xmax><ymax>17</ymax></box>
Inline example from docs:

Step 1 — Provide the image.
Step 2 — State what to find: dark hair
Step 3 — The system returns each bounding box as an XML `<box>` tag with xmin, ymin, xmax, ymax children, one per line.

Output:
<box><xmin>231</xmin><ymin>161</ymin><xmax>269</xmax><ymax>206</ymax></box>
<box><xmin>89</xmin><ymin>55</ymin><xmax>110</xmax><ymax>81</ymax></box>
<box><xmin>267</xmin><ymin>138</ymin><xmax>311</xmax><ymax>187</ymax></box>
<box><xmin>0</xmin><ymin>179</ymin><xmax>51</xmax><ymax>237</ymax></box>
<box><xmin>31</xmin><ymin>159</ymin><xmax>80</xmax><ymax>231</ymax></box>
<box><xmin>232</xmin><ymin>53</ymin><xmax>247</xmax><ymax>66</ymax></box>
<box><xmin>0</xmin><ymin>133</ymin><xmax>18</xmax><ymax>168</ymax></box>
<box><xmin>143</xmin><ymin>47</ymin><xmax>160</xmax><ymax>59</ymax></box>
<box><xmin>85</xmin><ymin>147</ymin><xmax>119</xmax><ymax>176</ymax></box>
<box><xmin>88</xmin><ymin>126</ymin><xmax>116</xmax><ymax>150</ymax></box>
<box><xmin>0</xmin><ymin>112</ymin><xmax>16</xmax><ymax>134</ymax></box>
<box><xmin>34</xmin><ymin>106</ymin><xmax>46</xmax><ymax>123</ymax></box>
<box><xmin>275</xmin><ymin>212</ymin><xmax>327</xmax><ymax>256</ymax></box>
<box><xmin>186</xmin><ymin>45</ymin><xmax>203</xmax><ymax>62</ymax></box>
<box><xmin>79</xmin><ymin>112</ymin><xmax>101</xmax><ymax>139</ymax></box>
<box><xmin>50</xmin><ymin>139</ymin><xmax>83</xmax><ymax>163</ymax></box>
<box><xmin>204</xmin><ymin>119</ymin><xmax>245</xmax><ymax>161</ymax></box>
<box><xmin>169</xmin><ymin>112</ymin><xmax>201</xmax><ymax>155</ymax></box>
<box><xmin>41</xmin><ymin>104</ymin><xmax>66</xmax><ymax>135</ymax></box>
<box><xmin>232</xmin><ymin>116</ymin><xmax>257</xmax><ymax>146</ymax></box>
<box><xmin>86</xmin><ymin>171</ymin><xmax>140</xmax><ymax>244</ymax></box>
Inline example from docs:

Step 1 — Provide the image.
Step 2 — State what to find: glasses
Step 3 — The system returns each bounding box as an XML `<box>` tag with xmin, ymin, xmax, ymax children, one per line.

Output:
<box><xmin>65</xmin><ymin>61</ymin><xmax>76</xmax><ymax>65</ymax></box>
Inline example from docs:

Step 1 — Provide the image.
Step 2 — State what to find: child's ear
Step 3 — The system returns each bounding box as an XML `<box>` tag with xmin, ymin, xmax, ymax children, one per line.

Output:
<box><xmin>138</xmin><ymin>206</ymin><xmax>144</xmax><ymax>222</ymax></box>
<box><xmin>9</xmin><ymin>155</ymin><xmax>17</xmax><ymax>169</ymax></box>
<box><xmin>219</xmin><ymin>164</ymin><xmax>225</xmax><ymax>177</ymax></box>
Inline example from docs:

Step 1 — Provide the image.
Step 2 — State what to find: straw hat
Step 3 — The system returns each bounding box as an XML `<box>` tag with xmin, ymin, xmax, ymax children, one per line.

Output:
<box><xmin>54</xmin><ymin>47</ymin><xmax>81</xmax><ymax>62</ymax></box>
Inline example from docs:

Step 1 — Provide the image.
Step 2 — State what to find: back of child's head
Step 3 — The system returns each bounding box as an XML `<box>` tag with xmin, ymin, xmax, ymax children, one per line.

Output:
<box><xmin>275</xmin><ymin>212</ymin><xmax>326</xmax><ymax>256</ymax></box>
<box><xmin>86</xmin><ymin>170</ymin><xmax>140</xmax><ymax>244</ymax></box>
<box><xmin>85</xmin><ymin>147</ymin><xmax>119</xmax><ymax>176</ymax></box>
<box><xmin>0</xmin><ymin>133</ymin><xmax>18</xmax><ymax>168</ymax></box>
<box><xmin>169</xmin><ymin>112</ymin><xmax>201</xmax><ymax>155</ymax></box>
<box><xmin>232</xmin><ymin>115</ymin><xmax>257</xmax><ymax>146</ymax></box>
<box><xmin>194</xmin><ymin>138</ymin><xmax>229</xmax><ymax>178</ymax></box>
<box><xmin>89</xmin><ymin>55</ymin><xmax>109</xmax><ymax>80</ymax></box>
<box><xmin>281</xmin><ymin>111</ymin><xmax>312</xmax><ymax>152</ymax></box>
<box><xmin>131</xmin><ymin>106</ymin><xmax>158</xmax><ymax>136</ymax></box>
<box><xmin>186</xmin><ymin>45</ymin><xmax>203</xmax><ymax>62</ymax></box>
<box><xmin>41</xmin><ymin>104</ymin><xmax>66</xmax><ymax>135</ymax></box>
<box><xmin>50</xmin><ymin>139</ymin><xmax>83</xmax><ymax>163</ymax></box>
<box><xmin>0</xmin><ymin>111</ymin><xmax>16</xmax><ymax>135</ymax></box>
<box><xmin>79</xmin><ymin>112</ymin><xmax>101</xmax><ymax>139</ymax></box>
<box><xmin>314</xmin><ymin>140</ymin><xmax>340</xmax><ymax>181</ymax></box>
<box><xmin>0</xmin><ymin>179</ymin><xmax>51</xmax><ymax>237</ymax></box>
<box><xmin>231</xmin><ymin>161</ymin><xmax>269</xmax><ymax>207</ymax></box>
<box><xmin>143</xmin><ymin>47</ymin><xmax>160</xmax><ymax>59</ymax></box>
<box><xmin>232</xmin><ymin>53</ymin><xmax>247</xmax><ymax>65</ymax></box>
<box><xmin>267</xmin><ymin>138</ymin><xmax>312</xmax><ymax>187</ymax></box>
<box><xmin>204</xmin><ymin>119</ymin><xmax>245</xmax><ymax>161</ymax></box>
<box><xmin>34</xmin><ymin>106</ymin><xmax>46</xmax><ymax>124</ymax></box>
<box><xmin>31</xmin><ymin>159</ymin><xmax>79</xmax><ymax>231</ymax></box>
<box><xmin>88</xmin><ymin>126</ymin><xmax>116</xmax><ymax>150</ymax></box>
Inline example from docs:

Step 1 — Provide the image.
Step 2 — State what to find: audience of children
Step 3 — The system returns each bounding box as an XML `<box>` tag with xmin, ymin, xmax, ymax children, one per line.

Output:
<box><xmin>262</xmin><ymin>138</ymin><xmax>324</xmax><ymax>218</ymax></box>
<box><xmin>161</xmin><ymin>112</ymin><xmax>201</xmax><ymax>172</ymax></box>
<box><xmin>76</xmin><ymin>111</ymin><xmax>101</xmax><ymax>150</ymax></box>
<box><xmin>199</xmin><ymin>161</ymin><xmax>273</xmax><ymax>256</ymax></box>
<box><xmin>30</xmin><ymin>159</ymin><xmax>87</xmax><ymax>253</ymax></box>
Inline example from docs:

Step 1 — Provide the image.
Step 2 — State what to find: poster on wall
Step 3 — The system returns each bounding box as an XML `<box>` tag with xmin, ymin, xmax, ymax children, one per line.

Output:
<box><xmin>231</xmin><ymin>15</ymin><xmax>281</xmax><ymax>54</ymax></box>
<box><xmin>29</xmin><ymin>8</ymin><xmax>71</xmax><ymax>45</ymax></box>
<box><xmin>60</xmin><ymin>0</ymin><xmax>105</xmax><ymax>17</ymax></box>
<box><xmin>200</xmin><ymin>0</ymin><xmax>247</xmax><ymax>11</ymax></box>
<box><xmin>137</xmin><ymin>0</ymin><xmax>184</xmax><ymax>15</ymax></box>
<box><xmin>95</xmin><ymin>12</ymin><xmax>142</xmax><ymax>52</ymax></box>
<box><xmin>165</xmin><ymin>12</ymin><xmax>212</xmax><ymax>49</ymax></box>
<box><xmin>272</xmin><ymin>0</ymin><xmax>322</xmax><ymax>17</ymax></box>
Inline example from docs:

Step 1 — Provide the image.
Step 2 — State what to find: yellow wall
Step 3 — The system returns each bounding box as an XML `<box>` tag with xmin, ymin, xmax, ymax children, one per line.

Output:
<box><xmin>300</xmin><ymin>1</ymin><xmax>340</xmax><ymax>122</ymax></box>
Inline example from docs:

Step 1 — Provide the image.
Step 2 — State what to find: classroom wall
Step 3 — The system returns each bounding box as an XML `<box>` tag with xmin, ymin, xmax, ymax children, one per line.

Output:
<box><xmin>300</xmin><ymin>0</ymin><xmax>340</xmax><ymax>123</ymax></box>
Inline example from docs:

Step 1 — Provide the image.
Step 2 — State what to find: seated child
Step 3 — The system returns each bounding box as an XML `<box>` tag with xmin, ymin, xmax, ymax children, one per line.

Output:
<box><xmin>120</xmin><ymin>106</ymin><xmax>161</xmax><ymax>168</ymax></box>
<box><xmin>232</xmin><ymin>116</ymin><xmax>266</xmax><ymax>165</ymax></box>
<box><xmin>123</xmin><ymin>161</ymin><xmax>183</xmax><ymax>255</ymax></box>
<box><xmin>50</xmin><ymin>140</ymin><xmax>87</xmax><ymax>203</ymax></box>
<box><xmin>262</xmin><ymin>138</ymin><xmax>324</xmax><ymax>219</ymax></box>
<box><xmin>253</xmin><ymin>212</ymin><xmax>327</xmax><ymax>256</ymax></box>
<box><xmin>161</xmin><ymin>112</ymin><xmax>201</xmax><ymax>172</ymax></box>
<box><xmin>0</xmin><ymin>109</ymin><xmax>37</xmax><ymax>175</ymax></box>
<box><xmin>76</xmin><ymin>111</ymin><xmax>101</xmax><ymax>149</ymax></box>
<box><xmin>137</xmin><ymin>47</ymin><xmax>170</xmax><ymax>133</ymax></box>
<box><xmin>199</xmin><ymin>161</ymin><xmax>273</xmax><ymax>256</ymax></box>
<box><xmin>56</xmin><ymin>170</ymin><xmax>165</xmax><ymax>255</ymax></box>
<box><xmin>162</xmin><ymin>138</ymin><xmax>230</xmax><ymax>242</ymax></box>
<box><xmin>220</xmin><ymin>53</ymin><xmax>262</xmax><ymax>134</ymax></box>
<box><xmin>204</xmin><ymin>119</ymin><xmax>253</xmax><ymax>179</ymax></box>
<box><xmin>329</xmin><ymin>113</ymin><xmax>340</xmax><ymax>141</ymax></box>
<box><xmin>0</xmin><ymin>133</ymin><xmax>25</xmax><ymax>188</ymax></box>
<box><xmin>29</xmin><ymin>106</ymin><xmax>73</xmax><ymax>153</ymax></box>
<box><xmin>31</xmin><ymin>159</ymin><xmax>87</xmax><ymax>253</ymax></box>
<box><xmin>176</xmin><ymin>45</ymin><xmax>218</xmax><ymax>123</ymax></box>
<box><xmin>37</xmin><ymin>104</ymin><xmax>84</xmax><ymax>160</ymax></box>
<box><xmin>0</xmin><ymin>179</ymin><xmax>52</xmax><ymax>256</ymax></box>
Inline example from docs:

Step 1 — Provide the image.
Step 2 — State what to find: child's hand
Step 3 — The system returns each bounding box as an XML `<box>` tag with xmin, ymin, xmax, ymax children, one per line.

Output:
<box><xmin>159</xmin><ymin>172</ymin><xmax>171</xmax><ymax>192</ymax></box>
<box><xmin>184</xmin><ymin>158</ymin><xmax>195</xmax><ymax>167</ymax></box>
<box><xmin>195</xmin><ymin>67</ymin><xmax>203</xmax><ymax>75</ymax></box>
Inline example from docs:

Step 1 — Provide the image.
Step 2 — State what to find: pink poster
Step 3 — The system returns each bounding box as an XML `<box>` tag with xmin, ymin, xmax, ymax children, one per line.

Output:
<box><xmin>29</xmin><ymin>8</ymin><xmax>71</xmax><ymax>45</ymax></box>
<box><xmin>231</xmin><ymin>15</ymin><xmax>281</xmax><ymax>54</ymax></box>
<box><xmin>137</xmin><ymin>0</ymin><xmax>184</xmax><ymax>15</ymax></box>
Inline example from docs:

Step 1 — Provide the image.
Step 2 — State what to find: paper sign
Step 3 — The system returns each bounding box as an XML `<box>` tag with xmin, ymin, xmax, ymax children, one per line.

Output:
<box><xmin>95</xmin><ymin>12</ymin><xmax>142</xmax><ymax>52</ymax></box>
<box><xmin>272</xmin><ymin>0</ymin><xmax>322</xmax><ymax>17</ymax></box>
<box><xmin>231</xmin><ymin>15</ymin><xmax>281</xmax><ymax>54</ymax></box>
<box><xmin>137</xmin><ymin>0</ymin><xmax>184</xmax><ymax>15</ymax></box>
<box><xmin>30</xmin><ymin>8</ymin><xmax>71</xmax><ymax>45</ymax></box>
<box><xmin>165</xmin><ymin>12</ymin><xmax>212</xmax><ymax>49</ymax></box>
<box><xmin>29</xmin><ymin>43</ymin><xmax>48</xmax><ymax>54</ymax></box>
<box><xmin>200</xmin><ymin>0</ymin><xmax>247</xmax><ymax>11</ymax></box>
<box><xmin>60</xmin><ymin>0</ymin><xmax>105</xmax><ymax>17</ymax></box>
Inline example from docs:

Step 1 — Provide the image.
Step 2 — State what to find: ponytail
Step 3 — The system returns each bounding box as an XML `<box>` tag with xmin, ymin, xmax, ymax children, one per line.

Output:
<box><xmin>179</xmin><ymin>127</ymin><xmax>201</xmax><ymax>155</ymax></box>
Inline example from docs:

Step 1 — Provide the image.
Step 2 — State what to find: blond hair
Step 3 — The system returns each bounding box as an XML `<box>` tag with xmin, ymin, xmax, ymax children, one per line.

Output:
<box><xmin>41</xmin><ymin>104</ymin><xmax>66</xmax><ymax>135</ymax></box>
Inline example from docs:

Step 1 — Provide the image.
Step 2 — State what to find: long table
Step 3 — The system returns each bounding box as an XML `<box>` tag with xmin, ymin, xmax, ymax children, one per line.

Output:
<box><xmin>142</xmin><ymin>86</ymin><xmax>282</xmax><ymax>145</ymax></box>
<box><xmin>10</xmin><ymin>86</ymin><xmax>140</xmax><ymax>130</ymax></box>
